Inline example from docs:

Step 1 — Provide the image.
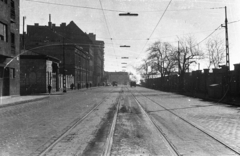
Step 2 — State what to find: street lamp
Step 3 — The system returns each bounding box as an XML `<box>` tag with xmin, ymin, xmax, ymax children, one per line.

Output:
<box><xmin>62</xmin><ymin>38</ymin><xmax>67</xmax><ymax>93</ymax></box>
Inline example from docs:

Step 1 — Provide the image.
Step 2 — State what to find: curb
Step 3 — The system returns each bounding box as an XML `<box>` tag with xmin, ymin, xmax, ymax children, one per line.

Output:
<box><xmin>0</xmin><ymin>96</ymin><xmax>49</xmax><ymax>109</ymax></box>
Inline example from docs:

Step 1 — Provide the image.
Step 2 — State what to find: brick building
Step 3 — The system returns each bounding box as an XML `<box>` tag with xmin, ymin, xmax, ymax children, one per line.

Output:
<box><xmin>31</xmin><ymin>44</ymin><xmax>89</xmax><ymax>89</ymax></box>
<box><xmin>23</xmin><ymin>19</ymin><xmax>92</xmax><ymax>89</ymax></box>
<box><xmin>88</xmin><ymin>33</ymin><xmax>104</xmax><ymax>86</ymax></box>
<box><xmin>0</xmin><ymin>0</ymin><xmax>20</xmax><ymax>96</ymax></box>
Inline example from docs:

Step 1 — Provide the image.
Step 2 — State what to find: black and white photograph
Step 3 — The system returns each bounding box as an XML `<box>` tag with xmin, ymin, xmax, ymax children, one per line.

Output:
<box><xmin>0</xmin><ymin>0</ymin><xmax>240</xmax><ymax>155</ymax></box>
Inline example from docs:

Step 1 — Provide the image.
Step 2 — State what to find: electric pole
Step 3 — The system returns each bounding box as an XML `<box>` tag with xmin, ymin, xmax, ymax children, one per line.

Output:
<box><xmin>222</xmin><ymin>6</ymin><xmax>230</xmax><ymax>70</ymax></box>
<box><xmin>178</xmin><ymin>41</ymin><xmax>180</xmax><ymax>74</ymax></box>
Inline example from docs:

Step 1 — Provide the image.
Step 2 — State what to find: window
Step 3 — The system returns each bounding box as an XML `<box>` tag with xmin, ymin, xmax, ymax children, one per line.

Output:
<box><xmin>0</xmin><ymin>0</ymin><xmax>7</xmax><ymax>4</ymax></box>
<box><xmin>10</xmin><ymin>0</ymin><xmax>15</xmax><ymax>20</ymax></box>
<box><xmin>0</xmin><ymin>22</ymin><xmax>7</xmax><ymax>42</ymax></box>
<box><xmin>11</xmin><ymin>32</ymin><xmax>15</xmax><ymax>45</ymax></box>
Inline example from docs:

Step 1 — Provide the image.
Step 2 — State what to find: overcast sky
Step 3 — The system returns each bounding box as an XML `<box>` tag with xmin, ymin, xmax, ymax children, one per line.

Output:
<box><xmin>20</xmin><ymin>0</ymin><xmax>240</xmax><ymax>75</ymax></box>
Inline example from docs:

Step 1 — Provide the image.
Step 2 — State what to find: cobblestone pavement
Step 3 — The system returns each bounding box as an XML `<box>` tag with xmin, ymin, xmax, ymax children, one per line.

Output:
<box><xmin>0</xmin><ymin>87</ymin><xmax>115</xmax><ymax>156</ymax></box>
<box><xmin>134</xmin><ymin>87</ymin><xmax>240</xmax><ymax>154</ymax></box>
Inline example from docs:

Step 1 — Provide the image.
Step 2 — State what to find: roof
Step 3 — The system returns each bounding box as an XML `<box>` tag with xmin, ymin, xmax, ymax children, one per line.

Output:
<box><xmin>20</xmin><ymin>50</ymin><xmax>60</xmax><ymax>63</ymax></box>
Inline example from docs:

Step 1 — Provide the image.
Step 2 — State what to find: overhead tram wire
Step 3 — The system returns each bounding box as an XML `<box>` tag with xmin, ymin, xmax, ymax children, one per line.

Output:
<box><xmin>25</xmin><ymin>0</ymin><xmax>224</xmax><ymax>13</ymax></box>
<box><xmin>135</xmin><ymin>0</ymin><xmax>173</xmax><ymax>63</ymax></box>
<box><xmin>97</xmin><ymin>28</ymin><xmax>225</xmax><ymax>41</ymax></box>
<box><xmin>98</xmin><ymin>0</ymin><xmax>121</xmax><ymax>69</ymax></box>
<box><xmin>228</xmin><ymin>19</ymin><xmax>240</xmax><ymax>24</ymax></box>
<box><xmin>192</xmin><ymin>24</ymin><xmax>222</xmax><ymax>48</ymax></box>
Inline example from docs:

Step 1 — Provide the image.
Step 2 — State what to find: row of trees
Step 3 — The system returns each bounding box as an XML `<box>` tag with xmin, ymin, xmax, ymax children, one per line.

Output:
<box><xmin>137</xmin><ymin>36</ymin><xmax>225</xmax><ymax>84</ymax></box>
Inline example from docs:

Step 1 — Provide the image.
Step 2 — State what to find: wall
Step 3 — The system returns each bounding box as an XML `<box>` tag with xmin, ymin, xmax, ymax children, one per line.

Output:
<box><xmin>144</xmin><ymin>64</ymin><xmax>240</xmax><ymax>99</ymax></box>
<box><xmin>20</xmin><ymin>58</ymin><xmax>46</xmax><ymax>95</ymax></box>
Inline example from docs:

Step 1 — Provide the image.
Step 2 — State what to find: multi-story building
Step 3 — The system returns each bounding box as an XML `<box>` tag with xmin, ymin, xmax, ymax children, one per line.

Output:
<box><xmin>23</xmin><ymin>19</ymin><xmax>92</xmax><ymax>89</ymax></box>
<box><xmin>88</xmin><ymin>33</ymin><xmax>104</xmax><ymax>86</ymax></box>
<box><xmin>0</xmin><ymin>0</ymin><xmax>20</xmax><ymax>96</ymax></box>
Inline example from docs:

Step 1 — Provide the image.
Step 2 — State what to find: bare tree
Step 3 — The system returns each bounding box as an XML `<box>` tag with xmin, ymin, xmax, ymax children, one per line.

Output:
<box><xmin>206</xmin><ymin>37</ymin><xmax>225</xmax><ymax>69</ymax></box>
<box><xmin>172</xmin><ymin>36</ymin><xmax>204</xmax><ymax>90</ymax></box>
<box><xmin>136</xmin><ymin>59</ymin><xmax>151</xmax><ymax>80</ymax></box>
<box><xmin>173</xmin><ymin>36</ymin><xmax>204</xmax><ymax>76</ymax></box>
<box><xmin>147</xmin><ymin>41</ymin><xmax>177</xmax><ymax>77</ymax></box>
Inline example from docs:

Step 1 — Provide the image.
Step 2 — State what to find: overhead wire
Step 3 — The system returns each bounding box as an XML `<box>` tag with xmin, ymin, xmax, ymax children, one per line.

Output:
<box><xmin>192</xmin><ymin>25</ymin><xmax>222</xmax><ymax>47</ymax></box>
<box><xmin>228</xmin><ymin>19</ymin><xmax>240</xmax><ymax>24</ymax></box>
<box><xmin>23</xmin><ymin>0</ymin><xmax>234</xmax><ymax>72</ymax></box>
<box><xmin>25</xmin><ymin>0</ymin><xmax>224</xmax><ymax>12</ymax></box>
<box><xmin>98</xmin><ymin>0</ymin><xmax>121</xmax><ymax>69</ymax></box>
<box><xmin>135</xmin><ymin>0</ymin><xmax>173</xmax><ymax>64</ymax></box>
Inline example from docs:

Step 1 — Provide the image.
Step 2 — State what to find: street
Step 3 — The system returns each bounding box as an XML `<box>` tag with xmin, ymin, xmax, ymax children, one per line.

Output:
<box><xmin>0</xmin><ymin>86</ymin><xmax>240</xmax><ymax>156</ymax></box>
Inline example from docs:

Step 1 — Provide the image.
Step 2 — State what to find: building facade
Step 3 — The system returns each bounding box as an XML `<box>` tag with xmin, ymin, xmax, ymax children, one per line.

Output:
<box><xmin>23</xmin><ymin>20</ymin><xmax>91</xmax><ymax>89</ymax></box>
<box><xmin>88</xmin><ymin>33</ymin><xmax>104</xmax><ymax>86</ymax></box>
<box><xmin>20</xmin><ymin>50</ymin><xmax>60</xmax><ymax>95</ymax></box>
<box><xmin>32</xmin><ymin>44</ymin><xmax>89</xmax><ymax>88</ymax></box>
<box><xmin>0</xmin><ymin>0</ymin><xmax>20</xmax><ymax>96</ymax></box>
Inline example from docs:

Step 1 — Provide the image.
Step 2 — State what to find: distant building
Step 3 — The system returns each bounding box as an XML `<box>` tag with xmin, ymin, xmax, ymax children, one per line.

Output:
<box><xmin>88</xmin><ymin>33</ymin><xmax>104</xmax><ymax>86</ymax></box>
<box><xmin>23</xmin><ymin>18</ymin><xmax>93</xmax><ymax>89</ymax></box>
<box><xmin>0</xmin><ymin>0</ymin><xmax>20</xmax><ymax>96</ymax></box>
<box><xmin>105</xmin><ymin>72</ymin><xmax>130</xmax><ymax>85</ymax></box>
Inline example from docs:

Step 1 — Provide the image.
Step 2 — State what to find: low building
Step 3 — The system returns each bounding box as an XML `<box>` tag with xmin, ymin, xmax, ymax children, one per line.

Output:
<box><xmin>32</xmin><ymin>44</ymin><xmax>89</xmax><ymax>89</ymax></box>
<box><xmin>20</xmin><ymin>50</ymin><xmax>60</xmax><ymax>95</ymax></box>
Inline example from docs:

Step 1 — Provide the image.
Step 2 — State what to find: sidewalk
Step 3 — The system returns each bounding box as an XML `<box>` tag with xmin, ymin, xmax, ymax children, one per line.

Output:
<box><xmin>0</xmin><ymin>95</ymin><xmax>49</xmax><ymax>108</ymax></box>
<box><xmin>0</xmin><ymin>87</ymin><xmax>98</xmax><ymax>109</ymax></box>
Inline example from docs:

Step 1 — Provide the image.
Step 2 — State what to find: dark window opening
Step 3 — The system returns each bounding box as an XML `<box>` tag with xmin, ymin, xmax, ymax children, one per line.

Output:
<box><xmin>0</xmin><ymin>0</ymin><xmax>8</xmax><ymax>4</ymax></box>
<box><xmin>0</xmin><ymin>22</ymin><xmax>7</xmax><ymax>42</ymax></box>
<box><xmin>10</xmin><ymin>0</ymin><xmax>15</xmax><ymax>20</ymax></box>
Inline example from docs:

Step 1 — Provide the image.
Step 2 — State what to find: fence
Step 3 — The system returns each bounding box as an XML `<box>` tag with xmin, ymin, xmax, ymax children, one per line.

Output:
<box><xmin>144</xmin><ymin>64</ymin><xmax>240</xmax><ymax>99</ymax></box>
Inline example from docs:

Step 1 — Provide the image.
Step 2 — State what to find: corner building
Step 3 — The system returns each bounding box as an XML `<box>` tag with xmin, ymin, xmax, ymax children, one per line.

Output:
<box><xmin>0</xmin><ymin>0</ymin><xmax>20</xmax><ymax>96</ymax></box>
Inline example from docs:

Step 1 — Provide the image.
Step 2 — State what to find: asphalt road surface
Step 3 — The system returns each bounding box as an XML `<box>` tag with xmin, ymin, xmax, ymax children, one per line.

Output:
<box><xmin>0</xmin><ymin>86</ymin><xmax>239</xmax><ymax>156</ymax></box>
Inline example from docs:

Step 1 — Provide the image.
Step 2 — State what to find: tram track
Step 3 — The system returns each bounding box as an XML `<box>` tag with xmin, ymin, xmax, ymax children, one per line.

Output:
<box><xmin>35</xmin><ymin>88</ymin><xmax>115</xmax><ymax>156</ymax></box>
<box><xmin>102</xmin><ymin>88</ymin><xmax>122</xmax><ymax>156</ymax></box>
<box><xmin>129</xmin><ymin>87</ymin><xmax>240</xmax><ymax>155</ymax></box>
<box><xmin>126</xmin><ymin>87</ymin><xmax>181</xmax><ymax>156</ymax></box>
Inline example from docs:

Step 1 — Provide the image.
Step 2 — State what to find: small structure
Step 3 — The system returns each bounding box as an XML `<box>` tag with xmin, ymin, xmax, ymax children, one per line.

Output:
<box><xmin>20</xmin><ymin>50</ymin><xmax>60</xmax><ymax>95</ymax></box>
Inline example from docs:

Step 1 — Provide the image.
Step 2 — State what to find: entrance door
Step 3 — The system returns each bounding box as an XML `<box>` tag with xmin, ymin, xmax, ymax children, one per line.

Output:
<box><xmin>2</xmin><ymin>67</ymin><xmax>10</xmax><ymax>96</ymax></box>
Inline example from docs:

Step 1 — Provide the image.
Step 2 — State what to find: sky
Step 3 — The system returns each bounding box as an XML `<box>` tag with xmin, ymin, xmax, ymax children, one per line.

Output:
<box><xmin>20</xmin><ymin>0</ymin><xmax>240</xmax><ymax>80</ymax></box>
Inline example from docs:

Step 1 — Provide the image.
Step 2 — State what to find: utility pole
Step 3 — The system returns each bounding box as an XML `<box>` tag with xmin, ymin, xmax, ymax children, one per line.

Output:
<box><xmin>178</xmin><ymin>41</ymin><xmax>180</xmax><ymax>74</ymax></box>
<box><xmin>62</xmin><ymin>37</ymin><xmax>67</xmax><ymax>93</ymax></box>
<box><xmin>186</xmin><ymin>47</ymin><xmax>189</xmax><ymax>73</ymax></box>
<box><xmin>222</xmin><ymin>6</ymin><xmax>230</xmax><ymax>97</ymax></box>
<box><xmin>222</xmin><ymin>6</ymin><xmax>230</xmax><ymax>70</ymax></box>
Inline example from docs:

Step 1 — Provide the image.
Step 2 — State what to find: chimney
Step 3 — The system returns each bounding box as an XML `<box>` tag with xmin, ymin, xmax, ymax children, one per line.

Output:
<box><xmin>88</xmin><ymin>33</ymin><xmax>96</xmax><ymax>41</ymax></box>
<box><xmin>48</xmin><ymin>14</ymin><xmax>52</xmax><ymax>28</ymax></box>
<box><xmin>34</xmin><ymin>23</ymin><xmax>39</xmax><ymax>26</ymax></box>
<box><xmin>60</xmin><ymin>23</ymin><xmax>66</xmax><ymax>27</ymax></box>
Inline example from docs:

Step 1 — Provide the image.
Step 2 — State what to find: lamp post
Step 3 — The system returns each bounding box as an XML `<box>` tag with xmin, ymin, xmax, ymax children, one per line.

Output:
<box><xmin>62</xmin><ymin>38</ymin><xmax>67</xmax><ymax>93</ymax></box>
